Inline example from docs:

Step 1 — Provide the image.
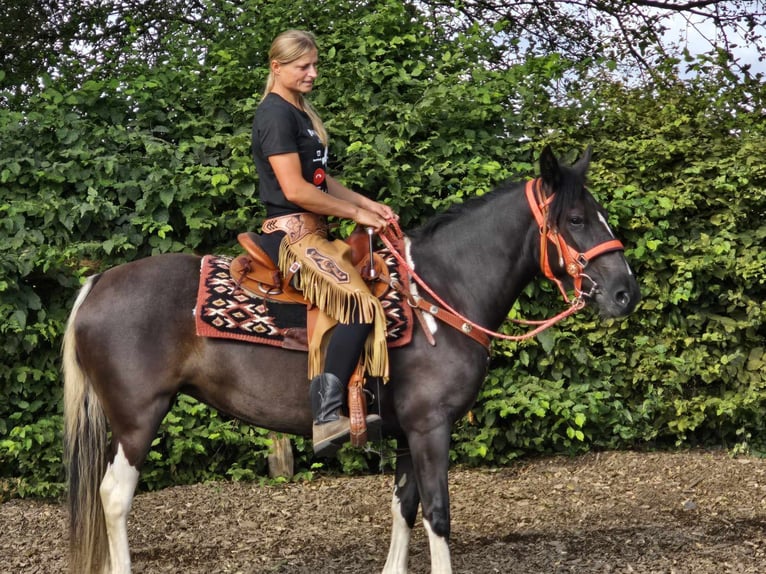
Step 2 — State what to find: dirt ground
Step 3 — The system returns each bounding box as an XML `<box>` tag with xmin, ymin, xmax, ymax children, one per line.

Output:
<box><xmin>2</xmin><ymin>450</ymin><xmax>765</xmax><ymax>573</ymax></box>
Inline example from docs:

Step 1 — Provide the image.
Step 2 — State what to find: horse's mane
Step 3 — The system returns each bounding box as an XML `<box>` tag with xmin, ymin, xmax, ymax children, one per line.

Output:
<box><xmin>410</xmin><ymin>166</ymin><xmax>590</xmax><ymax>239</ymax></box>
<box><xmin>410</xmin><ymin>180</ymin><xmax>522</xmax><ymax>239</ymax></box>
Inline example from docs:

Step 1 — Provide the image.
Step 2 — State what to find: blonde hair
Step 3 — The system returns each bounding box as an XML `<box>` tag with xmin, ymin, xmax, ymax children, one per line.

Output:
<box><xmin>263</xmin><ymin>30</ymin><xmax>328</xmax><ymax>146</ymax></box>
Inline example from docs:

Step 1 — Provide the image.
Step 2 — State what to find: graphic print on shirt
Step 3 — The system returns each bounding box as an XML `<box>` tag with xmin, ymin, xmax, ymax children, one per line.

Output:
<box><xmin>308</xmin><ymin>129</ymin><xmax>328</xmax><ymax>190</ymax></box>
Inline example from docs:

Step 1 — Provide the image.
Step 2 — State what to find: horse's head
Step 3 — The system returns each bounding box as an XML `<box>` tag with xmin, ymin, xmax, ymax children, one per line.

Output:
<box><xmin>536</xmin><ymin>145</ymin><xmax>640</xmax><ymax>318</ymax></box>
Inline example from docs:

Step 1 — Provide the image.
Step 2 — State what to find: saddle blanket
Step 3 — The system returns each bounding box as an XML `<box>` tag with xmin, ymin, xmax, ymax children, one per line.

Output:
<box><xmin>195</xmin><ymin>254</ymin><xmax>413</xmax><ymax>350</ymax></box>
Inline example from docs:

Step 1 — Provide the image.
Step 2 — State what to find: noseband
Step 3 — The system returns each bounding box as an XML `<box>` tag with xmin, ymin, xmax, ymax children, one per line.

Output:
<box><xmin>525</xmin><ymin>179</ymin><xmax>625</xmax><ymax>303</ymax></box>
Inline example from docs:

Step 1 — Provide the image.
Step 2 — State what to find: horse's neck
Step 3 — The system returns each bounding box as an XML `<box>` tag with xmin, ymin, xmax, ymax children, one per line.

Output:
<box><xmin>409</xmin><ymin>189</ymin><xmax>539</xmax><ymax>330</ymax></box>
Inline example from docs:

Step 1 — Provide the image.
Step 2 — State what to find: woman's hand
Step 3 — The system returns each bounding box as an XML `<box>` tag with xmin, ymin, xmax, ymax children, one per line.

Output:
<box><xmin>355</xmin><ymin>200</ymin><xmax>399</xmax><ymax>232</ymax></box>
<box><xmin>368</xmin><ymin>201</ymin><xmax>398</xmax><ymax>223</ymax></box>
<box><xmin>353</xmin><ymin>207</ymin><xmax>389</xmax><ymax>232</ymax></box>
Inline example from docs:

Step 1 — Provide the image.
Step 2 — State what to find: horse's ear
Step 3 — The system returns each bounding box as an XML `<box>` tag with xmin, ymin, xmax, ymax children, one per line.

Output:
<box><xmin>573</xmin><ymin>145</ymin><xmax>593</xmax><ymax>175</ymax></box>
<box><xmin>539</xmin><ymin>145</ymin><xmax>560</xmax><ymax>189</ymax></box>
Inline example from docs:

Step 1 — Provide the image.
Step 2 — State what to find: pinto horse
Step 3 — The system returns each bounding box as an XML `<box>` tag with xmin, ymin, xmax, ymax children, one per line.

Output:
<box><xmin>63</xmin><ymin>146</ymin><xmax>639</xmax><ymax>573</ymax></box>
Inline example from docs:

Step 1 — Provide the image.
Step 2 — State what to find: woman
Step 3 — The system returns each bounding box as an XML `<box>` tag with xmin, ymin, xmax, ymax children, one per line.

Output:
<box><xmin>251</xmin><ymin>30</ymin><xmax>397</xmax><ymax>457</ymax></box>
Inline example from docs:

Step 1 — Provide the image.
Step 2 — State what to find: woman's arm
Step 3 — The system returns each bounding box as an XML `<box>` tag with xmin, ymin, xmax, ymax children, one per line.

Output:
<box><xmin>268</xmin><ymin>154</ymin><xmax>396</xmax><ymax>230</ymax></box>
<box><xmin>326</xmin><ymin>175</ymin><xmax>397</xmax><ymax>222</ymax></box>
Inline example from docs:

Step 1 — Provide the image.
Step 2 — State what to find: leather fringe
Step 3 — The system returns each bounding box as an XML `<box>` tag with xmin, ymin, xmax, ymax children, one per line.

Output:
<box><xmin>279</xmin><ymin>235</ymin><xmax>389</xmax><ymax>381</ymax></box>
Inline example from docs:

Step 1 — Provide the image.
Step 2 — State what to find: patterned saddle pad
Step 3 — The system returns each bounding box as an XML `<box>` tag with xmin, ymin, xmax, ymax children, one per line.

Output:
<box><xmin>194</xmin><ymin>253</ymin><xmax>413</xmax><ymax>350</ymax></box>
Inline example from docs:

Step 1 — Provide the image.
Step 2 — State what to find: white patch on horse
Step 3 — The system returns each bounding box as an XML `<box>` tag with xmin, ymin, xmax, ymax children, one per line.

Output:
<box><xmin>597</xmin><ymin>212</ymin><xmax>635</xmax><ymax>276</ymax></box>
<box><xmin>424</xmin><ymin>518</ymin><xmax>452</xmax><ymax>573</ymax></box>
<box><xmin>405</xmin><ymin>237</ymin><xmax>438</xmax><ymax>335</ymax></box>
<box><xmin>597</xmin><ymin>211</ymin><xmax>616</xmax><ymax>238</ymax></box>
<box><xmin>99</xmin><ymin>443</ymin><xmax>139</xmax><ymax>574</ymax></box>
<box><xmin>383</xmin><ymin>489</ymin><xmax>412</xmax><ymax>574</ymax></box>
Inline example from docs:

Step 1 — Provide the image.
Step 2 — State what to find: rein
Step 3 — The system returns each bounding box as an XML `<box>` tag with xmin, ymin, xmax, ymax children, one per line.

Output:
<box><xmin>375</xmin><ymin>178</ymin><xmax>624</xmax><ymax>345</ymax></box>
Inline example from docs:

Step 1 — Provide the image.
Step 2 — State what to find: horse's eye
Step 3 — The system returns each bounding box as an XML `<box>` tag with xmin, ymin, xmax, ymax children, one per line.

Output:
<box><xmin>569</xmin><ymin>215</ymin><xmax>584</xmax><ymax>226</ymax></box>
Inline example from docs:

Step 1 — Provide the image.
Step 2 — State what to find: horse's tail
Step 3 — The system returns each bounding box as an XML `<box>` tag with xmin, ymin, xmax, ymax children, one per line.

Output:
<box><xmin>62</xmin><ymin>275</ymin><xmax>109</xmax><ymax>573</ymax></box>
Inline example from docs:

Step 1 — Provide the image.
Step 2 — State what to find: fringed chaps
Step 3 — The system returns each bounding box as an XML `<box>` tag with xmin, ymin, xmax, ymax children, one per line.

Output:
<box><xmin>278</xmin><ymin>232</ymin><xmax>389</xmax><ymax>381</ymax></box>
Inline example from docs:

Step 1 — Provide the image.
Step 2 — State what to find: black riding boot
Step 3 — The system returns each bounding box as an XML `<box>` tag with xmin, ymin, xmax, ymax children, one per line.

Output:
<box><xmin>309</xmin><ymin>373</ymin><xmax>382</xmax><ymax>457</ymax></box>
<box><xmin>310</xmin><ymin>373</ymin><xmax>350</xmax><ymax>457</ymax></box>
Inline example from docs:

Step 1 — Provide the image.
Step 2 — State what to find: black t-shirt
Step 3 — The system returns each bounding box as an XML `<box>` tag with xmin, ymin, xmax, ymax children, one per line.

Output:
<box><xmin>252</xmin><ymin>93</ymin><xmax>328</xmax><ymax>218</ymax></box>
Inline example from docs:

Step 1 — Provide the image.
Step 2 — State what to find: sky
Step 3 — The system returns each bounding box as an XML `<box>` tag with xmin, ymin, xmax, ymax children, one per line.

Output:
<box><xmin>664</xmin><ymin>6</ymin><xmax>766</xmax><ymax>76</ymax></box>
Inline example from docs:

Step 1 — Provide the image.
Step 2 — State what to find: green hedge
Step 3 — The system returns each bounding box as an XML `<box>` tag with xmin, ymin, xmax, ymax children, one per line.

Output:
<box><xmin>1</xmin><ymin>1</ymin><xmax>764</xmax><ymax>499</ymax></box>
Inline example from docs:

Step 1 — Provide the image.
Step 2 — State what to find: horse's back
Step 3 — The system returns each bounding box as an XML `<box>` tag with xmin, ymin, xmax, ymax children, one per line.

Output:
<box><xmin>76</xmin><ymin>253</ymin><xmax>201</xmax><ymax>338</ymax></box>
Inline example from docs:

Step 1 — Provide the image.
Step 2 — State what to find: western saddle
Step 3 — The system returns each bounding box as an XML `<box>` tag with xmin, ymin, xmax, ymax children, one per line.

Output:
<box><xmin>230</xmin><ymin>227</ymin><xmax>389</xmax><ymax>447</ymax></box>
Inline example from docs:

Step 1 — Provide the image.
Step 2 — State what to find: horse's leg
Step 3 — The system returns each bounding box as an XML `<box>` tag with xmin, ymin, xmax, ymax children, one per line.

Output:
<box><xmin>382</xmin><ymin>446</ymin><xmax>420</xmax><ymax>574</ymax></box>
<box><xmin>99</xmin><ymin>399</ymin><xmax>172</xmax><ymax>574</ymax></box>
<box><xmin>408</xmin><ymin>425</ymin><xmax>453</xmax><ymax>574</ymax></box>
<box><xmin>99</xmin><ymin>443</ymin><xmax>139</xmax><ymax>574</ymax></box>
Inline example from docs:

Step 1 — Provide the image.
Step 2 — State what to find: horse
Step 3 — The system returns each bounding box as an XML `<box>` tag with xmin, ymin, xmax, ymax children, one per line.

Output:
<box><xmin>62</xmin><ymin>146</ymin><xmax>640</xmax><ymax>573</ymax></box>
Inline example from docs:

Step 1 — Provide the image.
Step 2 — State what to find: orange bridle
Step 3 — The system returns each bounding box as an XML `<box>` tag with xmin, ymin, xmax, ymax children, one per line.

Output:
<box><xmin>525</xmin><ymin>178</ymin><xmax>625</xmax><ymax>303</ymax></box>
